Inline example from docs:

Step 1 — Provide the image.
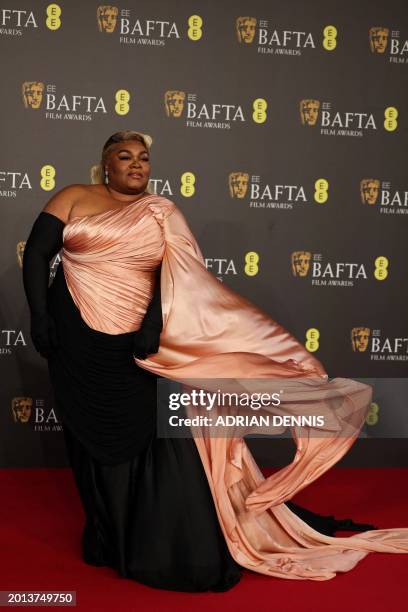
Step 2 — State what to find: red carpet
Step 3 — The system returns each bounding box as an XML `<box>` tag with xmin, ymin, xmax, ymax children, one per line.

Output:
<box><xmin>0</xmin><ymin>468</ymin><xmax>406</xmax><ymax>611</ymax></box>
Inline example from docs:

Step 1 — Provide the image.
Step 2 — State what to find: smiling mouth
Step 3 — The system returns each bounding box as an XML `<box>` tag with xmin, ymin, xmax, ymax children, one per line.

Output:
<box><xmin>128</xmin><ymin>172</ymin><xmax>143</xmax><ymax>178</ymax></box>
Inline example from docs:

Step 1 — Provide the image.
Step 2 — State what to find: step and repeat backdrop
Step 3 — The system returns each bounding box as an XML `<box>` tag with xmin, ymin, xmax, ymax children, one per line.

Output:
<box><xmin>1</xmin><ymin>1</ymin><xmax>407</xmax><ymax>466</ymax></box>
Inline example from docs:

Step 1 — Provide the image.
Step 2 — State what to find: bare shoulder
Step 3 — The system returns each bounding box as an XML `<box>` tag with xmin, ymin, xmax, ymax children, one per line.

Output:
<box><xmin>42</xmin><ymin>184</ymin><xmax>95</xmax><ymax>224</ymax></box>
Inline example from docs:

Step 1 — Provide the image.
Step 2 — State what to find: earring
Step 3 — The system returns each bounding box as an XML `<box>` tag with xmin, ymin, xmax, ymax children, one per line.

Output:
<box><xmin>104</xmin><ymin>169</ymin><xmax>109</xmax><ymax>184</ymax></box>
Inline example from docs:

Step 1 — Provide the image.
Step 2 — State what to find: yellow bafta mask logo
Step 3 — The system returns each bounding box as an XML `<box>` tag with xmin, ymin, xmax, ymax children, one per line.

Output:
<box><xmin>229</xmin><ymin>172</ymin><xmax>249</xmax><ymax>198</ymax></box>
<box><xmin>97</xmin><ymin>5</ymin><xmax>118</xmax><ymax>33</ymax></box>
<box><xmin>164</xmin><ymin>90</ymin><xmax>186</xmax><ymax>118</ymax></box>
<box><xmin>12</xmin><ymin>397</ymin><xmax>33</xmax><ymax>424</ymax></box>
<box><xmin>236</xmin><ymin>16</ymin><xmax>257</xmax><ymax>44</ymax></box>
<box><xmin>22</xmin><ymin>82</ymin><xmax>44</xmax><ymax>109</ymax></box>
<box><xmin>360</xmin><ymin>179</ymin><xmax>380</xmax><ymax>205</ymax></box>
<box><xmin>17</xmin><ymin>241</ymin><xmax>26</xmax><ymax>268</ymax></box>
<box><xmin>351</xmin><ymin>327</ymin><xmax>370</xmax><ymax>352</ymax></box>
<box><xmin>291</xmin><ymin>251</ymin><xmax>311</xmax><ymax>277</ymax></box>
<box><xmin>300</xmin><ymin>99</ymin><xmax>320</xmax><ymax>126</ymax></box>
<box><xmin>369</xmin><ymin>27</ymin><xmax>389</xmax><ymax>53</ymax></box>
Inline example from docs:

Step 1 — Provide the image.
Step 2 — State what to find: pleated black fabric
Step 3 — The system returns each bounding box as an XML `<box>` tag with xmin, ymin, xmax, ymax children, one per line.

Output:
<box><xmin>47</xmin><ymin>262</ymin><xmax>158</xmax><ymax>465</ymax></box>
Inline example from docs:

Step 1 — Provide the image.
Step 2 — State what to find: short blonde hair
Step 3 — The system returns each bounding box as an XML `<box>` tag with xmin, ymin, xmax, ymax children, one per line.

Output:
<box><xmin>90</xmin><ymin>130</ymin><xmax>154</xmax><ymax>193</ymax></box>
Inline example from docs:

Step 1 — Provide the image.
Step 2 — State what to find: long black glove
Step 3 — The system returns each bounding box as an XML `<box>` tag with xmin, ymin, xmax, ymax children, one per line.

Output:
<box><xmin>132</xmin><ymin>265</ymin><xmax>163</xmax><ymax>360</ymax></box>
<box><xmin>22</xmin><ymin>211</ymin><xmax>65</xmax><ymax>358</ymax></box>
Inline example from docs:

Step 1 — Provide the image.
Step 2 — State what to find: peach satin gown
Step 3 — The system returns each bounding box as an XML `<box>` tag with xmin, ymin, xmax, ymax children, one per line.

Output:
<box><xmin>62</xmin><ymin>194</ymin><xmax>408</xmax><ymax>581</ymax></box>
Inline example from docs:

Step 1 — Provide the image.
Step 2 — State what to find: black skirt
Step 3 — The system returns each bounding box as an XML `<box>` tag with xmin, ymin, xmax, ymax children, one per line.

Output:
<box><xmin>46</xmin><ymin>262</ymin><xmax>242</xmax><ymax>592</ymax></box>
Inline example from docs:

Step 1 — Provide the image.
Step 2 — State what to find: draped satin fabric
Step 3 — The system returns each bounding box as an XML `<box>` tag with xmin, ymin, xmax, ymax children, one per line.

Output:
<box><xmin>62</xmin><ymin>194</ymin><xmax>408</xmax><ymax>581</ymax></box>
<box><xmin>62</xmin><ymin>197</ymin><xmax>164</xmax><ymax>334</ymax></box>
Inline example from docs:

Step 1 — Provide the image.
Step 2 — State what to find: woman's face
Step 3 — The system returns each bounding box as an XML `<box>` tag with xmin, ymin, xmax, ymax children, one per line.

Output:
<box><xmin>105</xmin><ymin>140</ymin><xmax>150</xmax><ymax>194</ymax></box>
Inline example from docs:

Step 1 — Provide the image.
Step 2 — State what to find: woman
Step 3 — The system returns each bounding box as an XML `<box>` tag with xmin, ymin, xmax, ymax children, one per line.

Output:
<box><xmin>22</xmin><ymin>130</ymin><xmax>408</xmax><ymax>591</ymax></box>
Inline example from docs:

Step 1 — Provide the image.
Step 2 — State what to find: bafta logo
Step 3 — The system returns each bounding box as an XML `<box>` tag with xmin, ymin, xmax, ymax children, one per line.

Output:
<box><xmin>236</xmin><ymin>17</ymin><xmax>257</xmax><ymax>44</ymax></box>
<box><xmin>291</xmin><ymin>251</ymin><xmax>311</xmax><ymax>277</ymax></box>
<box><xmin>164</xmin><ymin>90</ymin><xmax>186</xmax><ymax>118</ymax></box>
<box><xmin>351</xmin><ymin>327</ymin><xmax>370</xmax><ymax>352</ymax></box>
<box><xmin>360</xmin><ymin>179</ymin><xmax>380</xmax><ymax>205</ymax></box>
<box><xmin>97</xmin><ymin>5</ymin><xmax>118</xmax><ymax>33</ymax></box>
<box><xmin>229</xmin><ymin>172</ymin><xmax>249</xmax><ymax>198</ymax></box>
<box><xmin>300</xmin><ymin>99</ymin><xmax>320</xmax><ymax>126</ymax></box>
<box><xmin>22</xmin><ymin>82</ymin><xmax>44</xmax><ymax>109</ymax></box>
<box><xmin>17</xmin><ymin>241</ymin><xmax>26</xmax><ymax>268</ymax></box>
<box><xmin>369</xmin><ymin>27</ymin><xmax>389</xmax><ymax>53</ymax></box>
<box><xmin>11</xmin><ymin>397</ymin><xmax>33</xmax><ymax>424</ymax></box>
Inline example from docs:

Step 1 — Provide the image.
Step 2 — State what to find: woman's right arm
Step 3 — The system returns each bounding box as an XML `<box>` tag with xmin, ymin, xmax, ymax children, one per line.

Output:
<box><xmin>22</xmin><ymin>185</ymin><xmax>82</xmax><ymax>357</ymax></box>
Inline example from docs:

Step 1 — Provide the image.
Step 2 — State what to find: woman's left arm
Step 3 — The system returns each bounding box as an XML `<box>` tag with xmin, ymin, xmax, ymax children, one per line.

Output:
<box><xmin>132</xmin><ymin>265</ymin><xmax>163</xmax><ymax>359</ymax></box>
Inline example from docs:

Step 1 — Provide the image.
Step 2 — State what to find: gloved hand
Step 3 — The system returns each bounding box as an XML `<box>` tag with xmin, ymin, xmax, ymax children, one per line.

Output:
<box><xmin>133</xmin><ymin>269</ymin><xmax>162</xmax><ymax>360</ymax></box>
<box><xmin>30</xmin><ymin>312</ymin><xmax>60</xmax><ymax>358</ymax></box>
<box><xmin>132</xmin><ymin>324</ymin><xmax>161</xmax><ymax>360</ymax></box>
